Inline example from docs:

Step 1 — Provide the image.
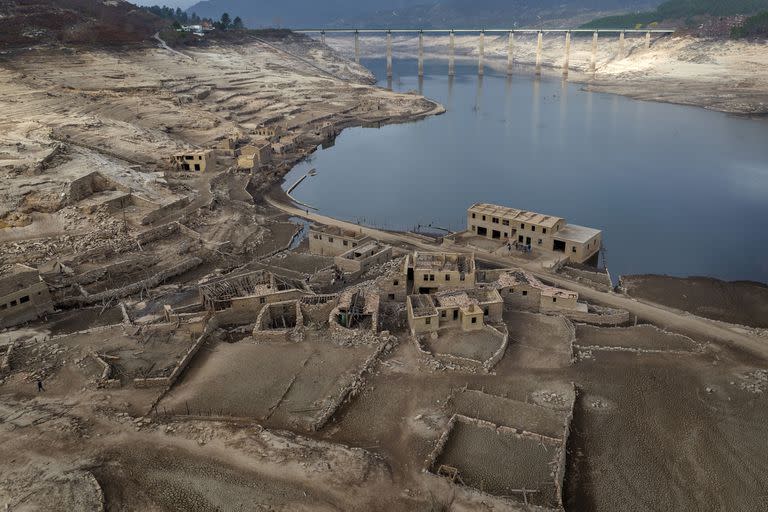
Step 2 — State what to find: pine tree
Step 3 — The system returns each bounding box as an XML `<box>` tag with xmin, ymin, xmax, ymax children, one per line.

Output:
<box><xmin>220</xmin><ymin>13</ymin><xmax>231</xmax><ymax>30</ymax></box>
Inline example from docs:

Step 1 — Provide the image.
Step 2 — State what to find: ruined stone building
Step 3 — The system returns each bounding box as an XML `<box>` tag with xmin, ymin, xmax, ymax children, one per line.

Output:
<box><xmin>493</xmin><ymin>270</ymin><xmax>581</xmax><ymax>312</ymax></box>
<box><xmin>272</xmin><ymin>134</ymin><xmax>300</xmax><ymax>154</ymax></box>
<box><xmin>0</xmin><ymin>264</ymin><xmax>54</xmax><ymax>328</ymax></box>
<box><xmin>406</xmin><ymin>287</ymin><xmax>502</xmax><ymax>336</ymax></box>
<box><xmin>254</xmin><ymin>124</ymin><xmax>284</xmax><ymax>141</ymax></box>
<box><xmin>334</xmin><ymin>241</ymin><xmax>392</xmax><ymax>276</ymax></box>
<box><xmin>411</xmin><ymin>251</ymin><xmax>476</xmax><ymax>294</ymax></box>
<box><xmin>376</xmin><ymin>257</ymin><xmax>409</xmax><ymax>302</ymax></box>
<box><xmin>199</xmin><ymin>270</ymin><xmax>305</xmax><ymax>320</ymax></box>
<box><xmin>172</xmin><ymin>150</ymin><xmax>215</xmax><ymax>172</ymax></box>
<box><xmin>467</xmin><ymin>203</ymin><xmax>602</xmax><ymax>264</ymax></box>
<box><xmin>308</xmin><ymin>225</ymin><xmax>368</xmax><ymax>256</ymax></box>
<box><xmin>237</xmin><ymin>139</ymin><xmax>272</xmax><ymax>170</ymax></box>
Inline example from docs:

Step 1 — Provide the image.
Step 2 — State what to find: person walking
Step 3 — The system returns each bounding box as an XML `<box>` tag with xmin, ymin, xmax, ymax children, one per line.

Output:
<box><xmin>36</xmin><ymin>379</ymin><xmax>45</xmax><ymax>392</ymax></box>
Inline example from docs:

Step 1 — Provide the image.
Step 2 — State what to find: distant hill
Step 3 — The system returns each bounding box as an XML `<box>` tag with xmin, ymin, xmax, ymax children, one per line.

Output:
<box><xmin>582</xmin><ymin>0</ymin><xmax>768</xmax><ymax>29</ymax></box>
<box><xmin>0</xmin><ymin>0</ymin><xmax>164</xmax><ymax>47</ymax></box>
<box><xmin>185</xmin><ymin>0</ymin><xmax>659</xmax><ymax>29</ymax></box>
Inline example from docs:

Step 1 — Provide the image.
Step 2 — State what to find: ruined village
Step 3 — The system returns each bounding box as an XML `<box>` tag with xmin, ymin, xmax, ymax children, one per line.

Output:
<box><xmin>1</xmin><ymin>3</ymin><xmax>768</xmax><ymax>511</ymax></box>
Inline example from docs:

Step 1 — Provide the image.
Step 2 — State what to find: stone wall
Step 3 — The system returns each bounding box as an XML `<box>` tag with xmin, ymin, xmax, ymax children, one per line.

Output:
<box><xmin>135</xmin><ymin>313</ymin><xmax>220</xmax><ymax>389</ymax></box>
<box><xmin>140</xmin><ymin>197</ymin><xmax>191</xmax><ymax>226</ymax></box>
<box><xmin>562</xmin><ymin>306</ymin><xmax>630</xmax><ymax>326</ymax></box>
<box><xmin>309</xmin><ymin>337</ymin><xmax>392</xmax><ymax>432</ymax></box>
<box><xmin>57</xmin><ymin>257</ymin><xmax>202</xmax><ymax>307</ymax></box>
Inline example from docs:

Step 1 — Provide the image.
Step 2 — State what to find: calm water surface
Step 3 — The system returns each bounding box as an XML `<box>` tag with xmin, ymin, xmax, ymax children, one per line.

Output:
<box><xmin>285</xmin><ymin>59</ymin><xmax>768</xmax><ymax>283</ymax></box>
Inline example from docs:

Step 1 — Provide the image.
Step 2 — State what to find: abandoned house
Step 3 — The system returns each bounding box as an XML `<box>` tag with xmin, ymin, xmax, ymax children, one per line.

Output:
<box><xmin>376</xmin><ymin>257</ymin><xmax>409</xmax><ymax>302</ymax></box>
<box><xmin>406</xmin><ymin>287</ymin><xmax>502</xmax><ymax>336</ymax></box>
<box><xmin>237</xmin><ymin>139</ymin><xmax>272</xmax><ymax>170</ymax></box>
<box><xmin>199</xmin><ymin>270</ymin><xmax>305</xmax><ymax>317</ymax></box>
<box><xmin>254</xmin><ymin>124</ymin><xmax>284</xmax><ymax>141</ymax></box>
<box><xmin>313</xmin><ymin>122</ymin><xmax>336</xmax><ymax>140</ymax></box>
<box><xmin>272</xmin><ymin>134</ymin><xmax>300</xmax><ymax>155</ymax></box>
<box><xmin>332</xmin><ymin>287</ymin><xmax>379</xmax><ymax>332</ymax></box>
<box><xmin>172</xmin><ymin>150</ymin><xmax>215</xmax><ymax>172</ymax></box>
<box><xmin>411</xmin><ymin>251</ymin><xmax>476</xmax><ymax>294</ymax></box>
<box><xmin>334</xmin><ymin>241</ymin><xmax>393</xmax><ymax>276</ymax></box>
<box><xmin>467</xmin><ymin>203</ymin><xmax>602</xmax><ymax>264</ymax></box>
<box><xmin>491</xmin><ymin>269</ymin><xmax>583</xmax><ymax>313</ymax></box>
<box><xmin>0</xmin><ymin>264</ymin><xmax>54</xmax><ymax>328</ymax></box>
<box><xmin>308</xmin><ymin>225</ymin><xmax>369</xmax><ymax>256</ymax></box>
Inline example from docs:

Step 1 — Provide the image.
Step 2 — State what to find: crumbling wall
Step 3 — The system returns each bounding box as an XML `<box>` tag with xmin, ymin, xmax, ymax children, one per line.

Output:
<box><xmin>140</xmin><ymin>197</ymin><xmax>191</xmax><ymax>226</ymax></box>
<box><xmin>135</xmin><ymin>314</ymin><xmax>219</xmax><ymax>389</ymax></box>
<box><xmin>482</xmin><ymin>324</ymin><xmax>509</xmax><ymax>372</ymax></box>
<box><xmin>89</xmin><ymin>351</ymin><xmax>121</xmax><ymax>389</ymax></box>
<box><xmin>0</xmin><ymin>342</ymin><xmax>14</xmax><ymax>376</ymax></box>
<box><xmin>309</xmin><ymin>337</ymin><xmax>393</xmax><ymax>432</ymax></box>
<box><xmin>136</xmin><ymin>222</ymin><xmax>180</xmax><ymax>246</ymax></box>
<box><xmin>554</xmin><ymin>384</ymin><xmax>577</xmax><ymax>510</ymax></box>
<box><xmin>562</xmin><ymin>305</ymin><xmax>630</xmax><ymax>326</ymax></box>
<box><xmin>76</xmin><ymin>255</ymin><xmax>160</xmax><ymax>285</ymax></box>
<box><xmin>67</xmin><ymin>171</ymin><xmax>129</xmax><ymax>203</ymax></box>
<box><xmin>253</xmin><ymin>300</ymin><xmax>304</xmax><ymax>341</ymax></box>
<box><xmin>299</xmin><ymin>294</ymin><xmax>337</xmax><ymax>326</ymax></box>
<box><xmin>58</xmin><ymin>257</ymin><xmax>202</xmax><ymax>307</ymax></box>
<box><xmin>559</xmin><ymin>265</ymin><xmax>613</xmax><ymax>291</ymax></box>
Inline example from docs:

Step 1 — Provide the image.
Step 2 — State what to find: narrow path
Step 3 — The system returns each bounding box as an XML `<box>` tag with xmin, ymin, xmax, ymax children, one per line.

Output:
<box><xmin>153</xmin><ymin>32</ymin><xmax>193</xmax><ymax>61</ymax></box>
<box><xmin>265</xmin><ymin>189</ymin><xmax>768</xmax><ymax>361</ymax></box>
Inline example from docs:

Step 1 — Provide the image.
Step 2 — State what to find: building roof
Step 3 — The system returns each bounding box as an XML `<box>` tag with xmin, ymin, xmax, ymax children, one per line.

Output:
<box><xmin>555</xmin><ymin>224</ymin><xmax>601</xmax><ymax>244</ymax></box>
<box><xmin>469</xmin><ymin>203</ymin><xmax>564</xmax><ymax>228</ymax></box>
<box><xmin>0</xmin><ymin>264</ymin><xmax>41</xmax><ymax>297</ymax></box>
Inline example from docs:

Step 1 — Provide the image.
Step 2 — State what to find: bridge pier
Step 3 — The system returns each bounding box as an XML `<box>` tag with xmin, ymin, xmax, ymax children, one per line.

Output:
<box><xmin>448</xmin><ymin>31</ymin><xmax>455</xmax><ymax>76</ymax></box>
<box><xmin>535</xmin><ymin>31</ymin><xmax>543</xmax><ymax>75</ymax></box>
<box><xmin>591</xmin><ymin>31</ymin><xmax>598</xmax><ymax>73</ymax></box>
<box><xmin>562</xmin><ymin>30</ymin><xmax>571</xmax><ymax>77</ymax></box>
<box><xmin>645</xmin><ymin>31</ymin><xmax>651</xmax><ymax>49</ymax></box>
<box><xmin>507</xmin><ymin>31</ymin><xmax>514</xmax><ymax>75</ymax></box>
<box><xmin>619</xmin><ymin>30</ymin><xmax>625</xmax><ymax>59</ymax></box>
<box><xmin>386</xmin><ymin>31</ymin><xmax>393</xmax><ymax>78</ymax></box>
<box><xmin>418</xmin><ymin>30</ymin><xmax>424</xmax><ymax>76</ymax></box>
<box><xmin>478</xmin><ymin>30</ymin><xmax>485</xmax><ymax>76</ymax></box>
<box><xmin>354</xmin><ymin>30</ymin><xmax>360</xmax><ymax>64</ymax></box>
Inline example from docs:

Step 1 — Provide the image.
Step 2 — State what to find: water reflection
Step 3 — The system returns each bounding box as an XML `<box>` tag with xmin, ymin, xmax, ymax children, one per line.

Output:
<box><xmin>286</xmin><ymin>59</ymin><xmax>768</xmax><ymax>283</ymax></box>
<box><xmin>531</xmin><ymin>77</ymin><xmax>541</xmax><ymax>148</ymax></box>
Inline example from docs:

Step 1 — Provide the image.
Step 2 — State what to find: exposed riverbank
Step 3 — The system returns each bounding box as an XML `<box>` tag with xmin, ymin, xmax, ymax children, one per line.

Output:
<box><xmin>326</xmin><ymin>34</ymin><xmax>768</xmax><ymax>115</ymax></box>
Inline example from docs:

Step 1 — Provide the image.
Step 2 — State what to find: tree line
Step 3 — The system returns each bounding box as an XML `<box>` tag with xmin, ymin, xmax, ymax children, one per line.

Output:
<box><xmin>140</xmin><ymin>5</ymin><xmax>244</xmax><ymax>31</ymax></box>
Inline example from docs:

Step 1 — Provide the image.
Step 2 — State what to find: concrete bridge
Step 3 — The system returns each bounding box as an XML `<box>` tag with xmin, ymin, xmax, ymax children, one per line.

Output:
<box><xmin>295</xmin><ymin>28</ymin><xmax>676</xmax><ymax>77</ymax></box>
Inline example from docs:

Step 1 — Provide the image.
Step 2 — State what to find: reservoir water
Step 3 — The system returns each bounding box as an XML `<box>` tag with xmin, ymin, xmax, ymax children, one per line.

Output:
<box><xmin>284</xmin><ymin>58</ymin><xmax>768</xmax><ymax>283</ymax></box>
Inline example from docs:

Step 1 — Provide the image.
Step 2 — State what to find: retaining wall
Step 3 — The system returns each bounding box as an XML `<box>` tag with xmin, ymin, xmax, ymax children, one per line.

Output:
<box><xmin>141</xmin><ymin>197</ymin><xmax>191</xmax><ymax>225</ymax></box>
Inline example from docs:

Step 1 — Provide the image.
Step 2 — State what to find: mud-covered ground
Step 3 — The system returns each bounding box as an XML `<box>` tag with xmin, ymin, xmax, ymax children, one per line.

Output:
<box><xmin>621</xmin><ymin>274</ymin><xmax>768</xmax><ymax>328</ymax></box>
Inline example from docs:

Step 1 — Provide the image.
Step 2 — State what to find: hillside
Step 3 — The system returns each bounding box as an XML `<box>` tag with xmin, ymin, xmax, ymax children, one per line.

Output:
<box><xmin>0</xmin><ymin>0</ymin><xmax>164</xmax><ymax>47</ymax></box>
<box><xmin>186</xmin><ymin>0</ymin><xmax>659</xmax><ymax>29</ymax></box>
<box><xmin>582</xmin><ymin>0</ymin><xmax>768</xmax><ymax>30</ymax></box>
